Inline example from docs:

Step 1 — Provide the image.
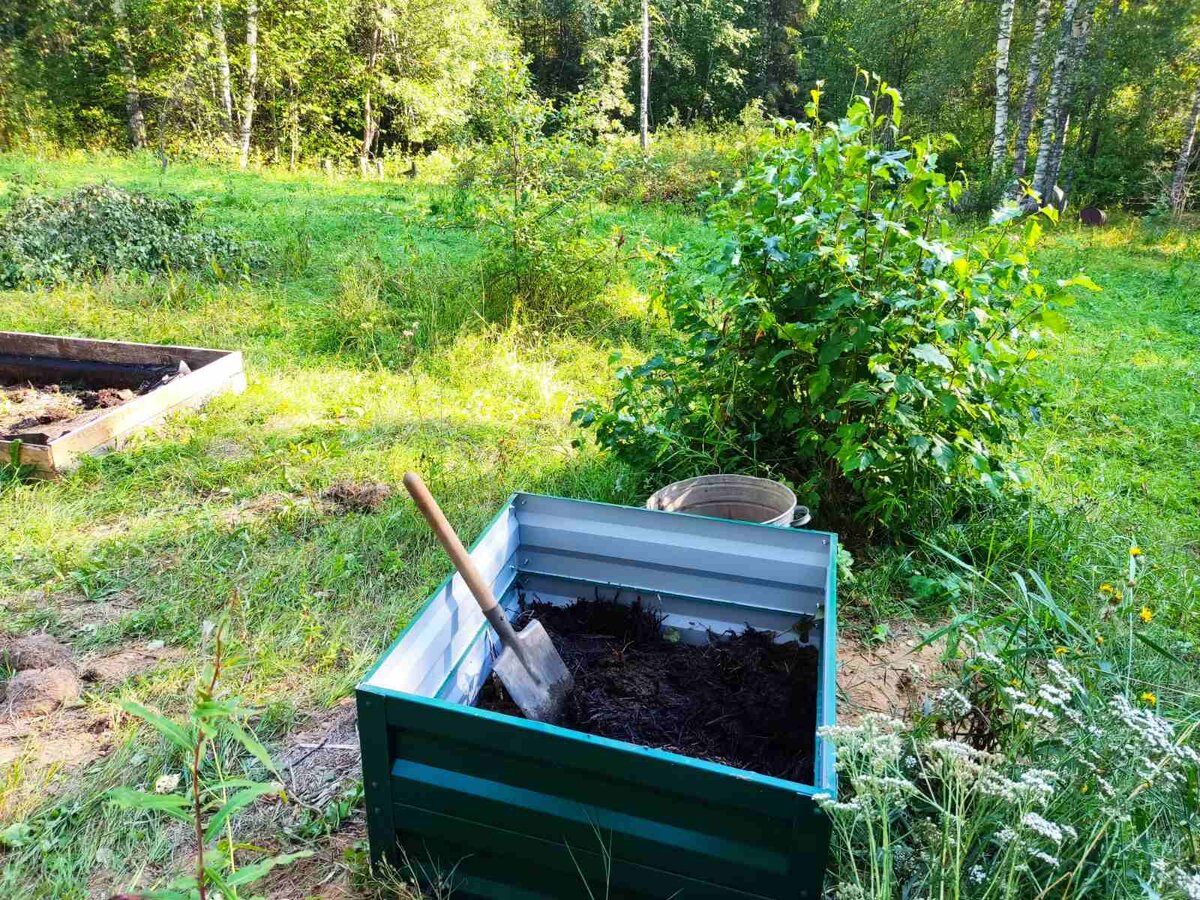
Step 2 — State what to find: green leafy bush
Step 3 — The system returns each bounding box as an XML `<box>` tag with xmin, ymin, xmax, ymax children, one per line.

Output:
<box><xmin>456</xmin><ymin>51</ymin><xmax>625</xmax><ymax>325</ymax></box>
<box><xmin>0</xmin><ymin>183</ymin><xmax>243</xmax><ymax>288</ymax></box>
<box><xmin>603</xmin><ymin>103</ymin><xmax>782</xmax><ymax>207</ymax></box>
<box><xmin>577</xmin><ymin>82</ymin><xmax>1094</xmax><ymax>527</ymax></box>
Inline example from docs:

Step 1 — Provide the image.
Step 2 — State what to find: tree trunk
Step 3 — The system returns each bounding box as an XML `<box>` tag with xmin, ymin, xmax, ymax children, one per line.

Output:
<box><xmin>111</xmin><ymin>0</ymin><xmax>147</xmax><ymax>149</ymax></box>
<box><xmin>1058</xmin><ymin>0</ymin><xmax>1120</xmax><ymax>210</ymax></box>
<box><xmin>1028</xmin><ymin>0</ymin><xmax>1081</xmax><ymax>206</ymax></box>
<box><xmin>359</xmin><ymin>24</ymin><xmax>381</xmax><ymax>176</ymax></box>
<box><xmin>1042</xmin><ymin>0</ymin><xmax>1099</xmax><ymax>202</ymax></box>
<box><xmin>210</xmin><ymin>0</ymin><xmax>235</xmax><ymax>140</ymax></box>
<box><xmin>237</xmin><ymin>0</ymin><xmax>258</xmax><ymax>169</ymax></box>
<box><xmin>1011</xmin><ymin>0</ymin><xmax>1053</xmax><ymax>184</ymax></box>
<box><xmin>1168</xmin><ymin>76</ymin><xmax>1200</xmax><ymax>215</ymax></box>
<box><xmin>640</xmin><ymin>0</ymin><xmax>650</xmax><ymax>152</ymax></box>
<box><xmin>990</xmin><ymin>0</ymin><xmax>1017</xmax><ymax>175</ymax></box>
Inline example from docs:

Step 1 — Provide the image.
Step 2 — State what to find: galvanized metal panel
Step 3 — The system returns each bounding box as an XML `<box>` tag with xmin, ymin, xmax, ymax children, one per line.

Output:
<box><xmin>512</xmin><ymin>493</ymin><xmax>831</xmax><ymax>616</ymax></box>
<box><xmin>365</xmin><ymin>507</ymin><xmax>518</xmax><ymax>696</ymax></box>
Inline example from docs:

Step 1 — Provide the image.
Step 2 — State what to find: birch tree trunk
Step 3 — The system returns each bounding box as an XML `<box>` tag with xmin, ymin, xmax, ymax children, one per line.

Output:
<box><xmin>640</xmin><ymin>0</ymin><xmax>650</xmax><ymax>152</ymax></box>
<box><xmin>359</xmin><ymin>24</ymin><xmax>381</xmax><ymax>177</ymax></box>
<box><xmin>990</xmin><ymin>0</ymin><xmax>1017</xmax><ymax>175</ymax></box>
<box><xmin>1168</xmin><ymin>76</ymin><xmax>1200</xmax><ymax>215</ymax></box>
<box><xmin>111</xmin><ymin>0</ymin><xmax>147</xmax><ymax>148</ymax></box>
<box><xmin>1028</xmin><ymin>0</ymin><xmax>1082</xmax><ymax>206</ymax></box>
<box><xmin>210</xmin><ymin>0</ymin><xmax>235</xmax><ymax>140</ymax></box>
<box><xmin>1042</xmin><ymin>0</ymin><xmax>1099</xmax><ymax>203</ymax></box>
<box><xmin>237</xmin><ymin>0</ymin><xmax>258</xmax><ymax>169</ymax></box>
<box><xmin>1011</xmin><ymin>0</ymin><xmax>1052</xmax><ymax>183</ymax></box>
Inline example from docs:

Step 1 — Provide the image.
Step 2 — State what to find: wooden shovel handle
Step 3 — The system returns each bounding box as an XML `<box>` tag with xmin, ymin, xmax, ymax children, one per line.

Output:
<box><xmin>403</xmin><ymin>472</ymin><xmax>500</xmax><ymax>614</ymax></box>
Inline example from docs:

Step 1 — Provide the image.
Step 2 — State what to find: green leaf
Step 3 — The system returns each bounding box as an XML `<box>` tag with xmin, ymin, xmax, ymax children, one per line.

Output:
<box><xmin>1133</xmin><ymin>630</ymin><xmax>1186</xmax><ymax>665</ymax></box>
<box><xmin>120</xmin><ymin>700</ymin><xmax>193</xmax><ymax>750</ymax></box>
<box><xmin>107</xmin><ymin>787</ymin><xmax>193</xmax><ymax>824</ymax></box>
<box><xmin>931</xmin><ymin>442</ymin><xmax>955</xmax><ymax>472</ymax></box>
<box><xmin>218</xmin><ymin>718</ymin><xmax>278</xmax><ymax>774</ymax></box>
<box><xmin>225</xmin><ymin>850</ymin><xmax>315</xmax><ymax>887</ymax></box>
<box><xmin>1057</xmin><ymin>274</ymin><xmax>1101</xmax><ymax>292</ymax></box>
<box><xmin>0</xmin><ymin>822</ymin><xmax>34</xmax><ymax>848</ymax></box>
<box><xmin>912</xmin><ymin>343</ymin><xmax>952</xmax><ymax>370</ymax></box>
<box><xmin>204</xmin><ymin>782</ymin><xmax>284</xmax><ymax>843</ymax></box>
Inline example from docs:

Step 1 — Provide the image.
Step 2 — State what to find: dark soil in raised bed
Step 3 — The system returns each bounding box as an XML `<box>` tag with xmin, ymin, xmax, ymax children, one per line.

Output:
<box><xmin>478</xmin><ymin>599</ymin><xmax>819</xmax><ymax>783</ymax></box>
<box><xmin>0</xmin><ymin>372</ymin><xmax>177</xmax><ymax>442</ymax></box>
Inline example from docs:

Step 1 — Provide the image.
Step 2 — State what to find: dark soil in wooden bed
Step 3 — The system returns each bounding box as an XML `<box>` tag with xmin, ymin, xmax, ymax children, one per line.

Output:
<box><xmin>0</xmin><ymin>371</ymin><xmax>177</xmax><ymax>442</ymax></box>
<box><xmin>478</xmin><ymin>599</ymin><xmax>819</xmax><ymax>783</ymax></box>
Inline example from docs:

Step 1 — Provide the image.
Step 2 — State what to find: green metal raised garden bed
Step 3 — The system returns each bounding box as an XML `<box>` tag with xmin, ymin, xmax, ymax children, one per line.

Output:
<box><xmin>357</xmin><ymin>493</ymin><xmax>838</xmax><ymax>899</ymax></box>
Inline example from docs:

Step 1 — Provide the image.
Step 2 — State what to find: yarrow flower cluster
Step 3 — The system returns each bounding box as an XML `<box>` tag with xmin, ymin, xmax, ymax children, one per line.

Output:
<box><xmin>1108</xmin><ymin>694</ymin><xmax>1200</xmax><ymax>786</ymax></box>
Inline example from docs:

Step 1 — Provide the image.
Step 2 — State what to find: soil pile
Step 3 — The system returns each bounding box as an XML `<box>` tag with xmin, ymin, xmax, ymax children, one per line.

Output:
<box><xmin>479</xmin><ymin>600</ymin><xmax>819</xmax><ymax>783</ymax></box>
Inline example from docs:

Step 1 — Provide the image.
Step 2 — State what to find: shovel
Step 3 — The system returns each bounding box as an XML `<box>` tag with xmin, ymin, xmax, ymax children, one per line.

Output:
<box><xmin>403</xmin><ymin>473</ymin><xmax>573</xmax><ymax>723</ymax></box>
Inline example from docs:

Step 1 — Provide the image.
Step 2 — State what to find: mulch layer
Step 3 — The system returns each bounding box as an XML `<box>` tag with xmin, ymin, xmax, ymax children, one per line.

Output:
<box><xmin>478</xmin><ymin>599</ymin><xmax>819</xmax><ymax>783</ymax></box>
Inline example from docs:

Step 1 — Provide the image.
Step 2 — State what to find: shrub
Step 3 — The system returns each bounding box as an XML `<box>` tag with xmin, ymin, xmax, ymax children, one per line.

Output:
<box><xmin>0</xmin><ymin>183</ymin><xmax>243</xmax><ymax>288</ymax></box>
<box><xmin>603</xmin><ymin>102</ymin><xmax>782</xmax><ymax>207</ymax></box>
<box><xmin>455</xmin><ymin>50</ymin><xmax>625</xmax><ymax>326</ymax></box>
<box><xmin>576</xmin><ymin>81</ymin><xmax>1094</xmax><ymax>528</ymax></box>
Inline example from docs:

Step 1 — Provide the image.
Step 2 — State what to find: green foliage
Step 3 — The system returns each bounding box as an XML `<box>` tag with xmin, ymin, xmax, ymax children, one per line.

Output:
<box><xmin>820</xmin><ymin>542</ymin><xmax>1200</xmax><ymax>899</ymax></box>
<box><xmin>0</xmin><ymin>184</ymin><xmax>243</xmax><ymax>288</ymax></box>
<box><xmin>462</xmin><ymin>50</ymin><xmax>625</xmax><ymax>324</ymax></box>
<box><xmin>108</xmin><ymin>624</ymin><xmax>311</xmax><ymax>899</ymax></box>
<box><xmin>578</xmin><ymin>83</ymin><xmax>1093</xmax><ymax>527</ymax></box>
<box><xmin>601</xmin><ymin>102</ymin><xmax>781</xmax><ymax>206</ymax></box>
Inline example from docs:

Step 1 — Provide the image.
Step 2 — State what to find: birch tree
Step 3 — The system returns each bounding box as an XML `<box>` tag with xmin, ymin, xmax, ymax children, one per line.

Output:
<box><xmin>1041</xmin><ymin>0</ymin><xmax>1099</xmax><ymax>203</ymax></box>
<box><xmin>111</xmin><ymin>0</ymin><xmax>147</xmax><ymax>148</ymax></box>
<box><xmin>1011</xmin><ymin>0</ymin><xmax>1052</xmax><ymax>183</ymax></box>
<box><xmin>1168</xmin><ymin>75</ymin><xmax>1200</xmax><ymax>214</ymax></box>
<box><xmin>1028</xmin><ymin>0</ymin><xmax>1081</xmax><ymax>205</ymax></box>
<box><xmin>210</xmin><ymin>0</ymin><xmax>235</xmax><ymax>139</ymax></box>
<box><xmin>990</xmin><ymin>0</ymin><xmax>1016</xmax><ymax>175</ymax></box>
<box><xmin>640</xmin><ymin>0</ymin><xmax>650</xmax><ymax>151</ymax></box>
<box><xmin>237</xmin><ymin>0</ymin><xmax>258</xmax><ymax>168</ymax></box>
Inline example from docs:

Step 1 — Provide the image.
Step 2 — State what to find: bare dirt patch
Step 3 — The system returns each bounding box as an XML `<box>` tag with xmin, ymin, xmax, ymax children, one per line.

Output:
<box><xmin>836</xmin><ymin>625</ymin><xmax>950</xmax><ymax>723</ymax></box>
<box><xmin>55</xmin><ymin>589</ymin><xmax>139</xmax><ymax>635</ymax></box>
<box><xmin>276</xmin><ymin>698</ymin><xmax>361</xmax><ymax>816</ymax></box>
<box><xmin>81</xmin><ymin>641</ymin><xmax>186</xmax><ymax>686</ymax></box>
<box><xmin>320</xmin><ymin>480</ymin><xmax>392</xmax><ymax>515</ymax></box>
<box><xmin>0</xmin><ymin>705</ymin><xmax>115</xmax><ymax>771</ymax></box>
<box><xmin>1</xmin><ymin>632</ymin><xmax>73</xmax><ymax>670</ymax></box>
<box><xmin>217</xmin><ymin>491</ymin><xmax>312</xmax><ymax>528</ymax></box>
<box><xmin>1</xmin><ymin>666</ymin><xmax>82</xmax><ymax>717</ymax></box>
<box><xmin>256</xmin><ymin>813</ymin><xmax>367</xmax><ymax>900</ymax></box>
<box><xmin>0</xmin><ymin>629</ymin><xmax>181</xmax><ymax>774</ymax></box>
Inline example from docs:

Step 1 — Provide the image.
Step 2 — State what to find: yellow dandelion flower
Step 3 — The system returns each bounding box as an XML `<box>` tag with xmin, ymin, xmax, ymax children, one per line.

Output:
<box><xmin>1141</xmin><ymin>691</ymin><xmax>1157</xmax><ymax>706</ymax></box>
<box><xmin>1080</xmin><ymin>783</ymin><xmax>1090</xmax><ymax>794</ymax></box>
<box><xmin>1130</xmin><ymin>546</ymin><xmax>1143</xmax><ymax>557</ymax></box>
<box><xmin>1095</xmin><ymin>634</ymin><xmax>1105</xmax><ymax>646</ymax></box>
<box><xmin>1055</xmin><ymin>646</ymin><xmax>1069</xmax><ymax>656</ymax></box>
<box><xmin>1140</xmin><ymin>606</ymin><xmax>1153</xmax><ymax>624</ymax></box>
<box><xmin>1099</xmin><ymin>583</ymin><xmax>1115</xmax><ymax>594</ymax></box>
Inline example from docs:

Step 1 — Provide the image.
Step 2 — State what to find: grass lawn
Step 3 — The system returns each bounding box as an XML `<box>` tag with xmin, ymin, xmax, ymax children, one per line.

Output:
<box><xmin>0</xmin><ymin>153</ymin><xmax>1197</xmax><ymax>897</ymax></box>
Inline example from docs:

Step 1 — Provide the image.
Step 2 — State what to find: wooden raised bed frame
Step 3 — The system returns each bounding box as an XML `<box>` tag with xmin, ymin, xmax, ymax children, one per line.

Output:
<box><xmin>1</xmin><ymin>331</ymin><xmax>246</xmax><ymax>476</ymax></box>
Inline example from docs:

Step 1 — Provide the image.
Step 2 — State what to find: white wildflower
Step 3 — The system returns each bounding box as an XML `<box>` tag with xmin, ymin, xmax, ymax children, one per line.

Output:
<box><xmin>154</xmin><ymin>773</ymin><xmax>181</xmax><ymax>794</ymax></box>
<box><xmin>1021</xmin><ymin>812</ymin><xmax>1067</xmax><ymax>844</ymax></box>
<box><xmin>933</xmin><ymin>687</ymin><xmax>972</xmax><ymax>717</ymax></box>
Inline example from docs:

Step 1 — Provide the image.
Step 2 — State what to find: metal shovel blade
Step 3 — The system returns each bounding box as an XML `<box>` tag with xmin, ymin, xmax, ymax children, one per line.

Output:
<box><xmin>492</xmin><ymin>619</ymin><xmax>574</xmax><ymax>724</ymax></box>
